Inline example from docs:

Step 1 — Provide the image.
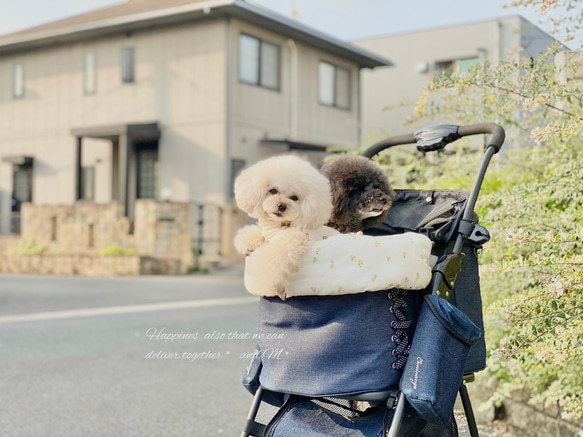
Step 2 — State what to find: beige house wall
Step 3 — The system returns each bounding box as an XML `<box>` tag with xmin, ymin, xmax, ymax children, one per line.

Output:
<box><xmin>228</xmin><ymin>18</ymin><xmax>361</xmax><ymax>170</ymax></box>
<box><xmin>0</xmin><ymin>13</ymin><xmax>369</xmax><ymax>263</ymax></box>
<box><xmin>556</xmin><ymin>51</ymin><xmax>583</xmax><ymax>87</ymax></box>
<box><xmin>354</xmin><ymin>16</ymin><xmax>557</xmax><ymax>146</ymax></box>
<box><xmin>0</xmin><ymin>18</ymin><xmax>227</xmax><ymax>212</ymax></box>
<box><xmin>0</xmin><ymin>15</ymin><xmax>366</xmax><ymax>212</ymax></box>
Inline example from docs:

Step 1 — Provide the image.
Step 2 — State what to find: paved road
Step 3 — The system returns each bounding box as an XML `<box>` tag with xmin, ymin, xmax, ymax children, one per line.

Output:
<box><xmin>0</xmin><ymin>273</ymin><xmax>513</xmax><ymax>437</ymax></box>
<box><xmin>0</xmin><ymin>274</ymin><xmax>259</xmax><ymax>436</ymax></box>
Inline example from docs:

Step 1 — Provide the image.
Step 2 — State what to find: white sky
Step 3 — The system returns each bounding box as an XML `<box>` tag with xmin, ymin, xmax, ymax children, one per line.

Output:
<box><xmin>0</xmin><ymin>0</ymin><xmax>572</xmax><ymax>46</ymax></box>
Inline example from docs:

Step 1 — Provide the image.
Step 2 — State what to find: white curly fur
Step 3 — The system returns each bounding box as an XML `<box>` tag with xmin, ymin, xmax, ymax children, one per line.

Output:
<box><xmin>234</xmin><ymin>155</ymin><xmax>334</xmax><ymax>298</ymax></box>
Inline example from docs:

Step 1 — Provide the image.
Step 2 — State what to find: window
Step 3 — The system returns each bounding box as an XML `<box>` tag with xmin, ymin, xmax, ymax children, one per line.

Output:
<box><xmin>137</xmin><ymin>144</ymin><xmax>158</xmax><ymax>199</ymax></box>
<box><xmin>121</xmin><ymin>47</ymin><xmax>135</xmax><ymax>83</ymax></box>
<box><xmin>80</xmin><ymin>166</ymin><xmax>95</xmax><ymax>200</ymax></box>
<box><xmin>318</xmin><ymin>61</ymin><xmax>350</xmax><ymax>109</ymax></box>
<box><xmin>436</xmin><ymin>57</ymin><xmax>479</xmax><ymax>76</ymax></box>
<box><xmin>13</xmin><ymin>63</ymin><xmax>24</xmax><ymax>98</ymax></box>
<box><xmin>238</xmin><ymin>34</ymin><xmax>280</xmax><ymax>90</ymax></box>
<box><xmin>458</xmin><ymin>57</ymin><xmax>479</xmax><ymax>74</ymax></box>
<box><xmin>84</xmin><ymin>52</ymin><xmax>96</xmax><ymax>94</ymax></box>
<box><xmin>230</xmin><ymin>159</ymin><xmax>246</xmax><ymax>199</ymax></box>
<box><xmin>12</xmin><ymin>164</ymin><xmax>32</xmax><ymax>211</ymax></box>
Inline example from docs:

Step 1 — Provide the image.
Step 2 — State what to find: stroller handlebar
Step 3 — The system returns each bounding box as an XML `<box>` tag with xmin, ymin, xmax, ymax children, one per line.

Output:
<box><xmin>361</xmin><ymin>134</ymin><xmax>416</xmax><ymax>158</ymax></box>
<box><xmin>360</xmin><ymin>122</ymin><xmax>506</xmax><ymax>300</ymax></box>
<box><xmin>362</xmin><ymin>123</ymin><xmax>505</xmax><ymax>158</ymax></box>
<box><xmin>457</xmin><ymin>123</ymin><xmax>505</xmax><ymax>153</ymax></box>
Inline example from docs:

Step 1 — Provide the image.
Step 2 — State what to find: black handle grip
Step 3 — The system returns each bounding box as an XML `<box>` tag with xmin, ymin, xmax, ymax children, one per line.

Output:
<box><xmin>361</xmin><ymin>123</ymin><xmax>505</xmax><ymax>158</ymax></box>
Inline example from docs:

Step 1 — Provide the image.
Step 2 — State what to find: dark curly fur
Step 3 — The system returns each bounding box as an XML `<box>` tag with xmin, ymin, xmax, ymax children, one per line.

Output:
<box><xmin>321</xmin><ymin>155</ymin><xmax>395</xmax><ymax>233</ymax></box>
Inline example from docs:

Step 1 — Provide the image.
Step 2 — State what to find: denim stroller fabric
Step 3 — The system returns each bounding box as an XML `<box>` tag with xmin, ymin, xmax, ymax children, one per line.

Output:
<box><xmin>401</xmin><ymin>294</ymin><xmax>481</xmax><ymax>425</ymax></box>
<box><xmin>447</xmin><ymin>244</ymin><xmax>486</xmax><ymax>373</ymax></box>
<box><xmin>242</xmin><ymin>355</ymin><xmax>286</xmax><ymax>408</ymax></box>
<box><xmin>254</xmin><ymin>290</ymin><xmax>422</xmax><ymax>397</ymax></box>
<box><xmin>265</xmin><ymin>396</ymin><xmax>460</xmax><ymax>437</ymax></box>
<box><xmin>265</xmin><ymin>397</ymin><xmax>386</xmax><ymax>437</ymax></box>
<box><xmin>366</xmin><ymin>189</ymin><xmax>487</xmax><ymax>373</ymax></box>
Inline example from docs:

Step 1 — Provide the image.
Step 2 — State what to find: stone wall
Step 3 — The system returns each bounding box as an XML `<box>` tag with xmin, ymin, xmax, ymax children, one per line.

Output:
<box><xmin>222</xmin><ymin>203</ymin><xmax>246</xmax><ymax>261</ymax></box>
<box><xmin>0</xmin><ymin>200</ymin><xmax>192</xmax><ymax>275</ymax></box>
<box><xmin>134</xmin><ymin>200</ymin><xmax>192</xmax><ymax>271</ymax></box>
<box><xmin>466</xmin><ymin>374</ymin><xmax>583</xmax><ymax>437</ymax></box>
<box><xmin>19</xmin><ymin>202</ymin><xmax>133</xmax><ymax>255</ymax></box>
<box><xmin>0</xmin><ymin>234</ymin><xmax>20</xmax><ymax>256</ymax></box>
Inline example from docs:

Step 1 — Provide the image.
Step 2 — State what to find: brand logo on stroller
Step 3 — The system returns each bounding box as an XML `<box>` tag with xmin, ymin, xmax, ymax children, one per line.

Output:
<box><xmin>410</xmin><ymin>357</ymin><xmax>424</xmax><ymax>390</ymax></box>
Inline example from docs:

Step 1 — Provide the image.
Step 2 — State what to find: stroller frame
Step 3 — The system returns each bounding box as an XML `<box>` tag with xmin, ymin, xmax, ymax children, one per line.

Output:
<box><xmin>241</xmin><ymin>123</ymin><xmax>505</xmax><ymax>437</ymax></box>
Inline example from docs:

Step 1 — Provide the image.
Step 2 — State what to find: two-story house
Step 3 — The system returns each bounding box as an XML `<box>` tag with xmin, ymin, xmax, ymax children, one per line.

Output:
<box><xmin>0</xmin><ymin>0</ymin><xmax>391</xmax><ymax>236</ymax></box>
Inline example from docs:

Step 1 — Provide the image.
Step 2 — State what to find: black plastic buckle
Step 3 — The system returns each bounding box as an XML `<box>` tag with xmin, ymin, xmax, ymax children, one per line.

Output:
<box><xmin>458</xmin><ymin>220</ymin><xmax>490</xmax><ymax>246</ymax></box>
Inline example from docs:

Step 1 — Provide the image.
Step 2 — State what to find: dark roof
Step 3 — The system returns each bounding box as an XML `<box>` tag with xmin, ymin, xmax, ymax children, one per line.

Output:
<box><xmin>1</xmin><ymin>0</ymin><xmax>208</xmax><ymax>40</ymax></box>
<box><xmin>0</xmin><ymin>0</ymin><xmax>392</xmax><ymax>68</ymax></box>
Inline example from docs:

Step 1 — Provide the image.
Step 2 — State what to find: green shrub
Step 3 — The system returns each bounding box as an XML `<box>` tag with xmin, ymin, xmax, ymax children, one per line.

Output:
<box><xmin>9</xmin><ymin>239</ymin><xmax>46</xmax><ymax>255</ymax></box>
<box><xmin>98</xmin><ymin>246</ymin><xmax>136</xmax><ymax>256</ymax></box>
<box><xmin>397</xmin><ymin>17</ymin><xmax>583</xmax><ymax>415</ymax></box>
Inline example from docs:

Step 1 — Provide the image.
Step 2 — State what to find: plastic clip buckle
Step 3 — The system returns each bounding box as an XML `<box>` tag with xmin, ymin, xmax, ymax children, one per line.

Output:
<box><xmin>458</xmin><ymin>220</ymin><xmax>490</xmax><ymax>246</ymax></box>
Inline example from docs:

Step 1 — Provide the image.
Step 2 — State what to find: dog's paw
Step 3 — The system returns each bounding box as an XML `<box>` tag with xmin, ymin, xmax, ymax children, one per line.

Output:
<box><xmin>234</xmin><ymin>225</ymin><xmax>265</xmax><ymax>256</ymax></box>
<box><xmin>276</xmin><ymin>287</ymin><xmax>287</xmax><ymax>300</ymax></box>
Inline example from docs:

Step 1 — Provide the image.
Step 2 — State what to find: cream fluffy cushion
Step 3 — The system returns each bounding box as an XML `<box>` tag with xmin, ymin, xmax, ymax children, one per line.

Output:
<box><xmin>244</xmin><ymin>232</ymin><xmax>433</xmax><ymax>298</ymax></box>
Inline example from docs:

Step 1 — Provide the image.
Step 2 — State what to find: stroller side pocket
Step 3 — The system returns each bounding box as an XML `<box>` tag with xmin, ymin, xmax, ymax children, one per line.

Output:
<box><xmin>401</xmin><ymin>294</ymin><xmax>481</xmax><ymax>425</ymax></box>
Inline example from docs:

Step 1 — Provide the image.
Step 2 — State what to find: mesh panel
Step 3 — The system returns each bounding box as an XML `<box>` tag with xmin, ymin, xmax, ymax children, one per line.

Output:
<box><xmin>310</xmin><ymin>397</ymin><xmax>383</xmax><ymax>419</ymax></box>
<box><xmin>310</xmin><ymin>396</ymin><xmax>458</xmax><ymax>437</ymax></box>
<box><xmin>418</xmin><ymin>418</ymin><xmax>458</xmax><ymax>437</ymax></box>
<box><xmin>396</xmin><ymin>415</ymin><xmax>459</xmax><ymax>437</ymax></box>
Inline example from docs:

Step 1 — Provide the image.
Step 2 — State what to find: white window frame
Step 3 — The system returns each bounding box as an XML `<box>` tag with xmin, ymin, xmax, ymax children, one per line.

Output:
<box><xmin>318</xmin><ymin>61</ymin><xmax>351</xmax><ymax>110</ymax></box>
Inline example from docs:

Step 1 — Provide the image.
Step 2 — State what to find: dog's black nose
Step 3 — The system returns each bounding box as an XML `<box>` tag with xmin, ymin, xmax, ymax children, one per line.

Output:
<box><xmin>277</xmin><ymin>203</ymin><xmax>287</xmax><ymax>212</ymax></box>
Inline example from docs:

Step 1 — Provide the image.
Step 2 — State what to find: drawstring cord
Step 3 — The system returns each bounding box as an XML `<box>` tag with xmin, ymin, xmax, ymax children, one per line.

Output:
<box><xmin>388</xmin><ymin>289</ymin><xmax>411</xmax><ymax>370</ymax></box>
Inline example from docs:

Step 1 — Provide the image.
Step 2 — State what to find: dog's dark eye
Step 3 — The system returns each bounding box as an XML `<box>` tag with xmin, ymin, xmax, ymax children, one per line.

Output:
<box><xmin>289</xmin><ymin>195</ymin><xmax>299</xmax><ymax>201</ymax></box>
<box><xmin>269</xmin><ymin>189</ymin><xmax>278</xmax><ymax>195</ymax></box>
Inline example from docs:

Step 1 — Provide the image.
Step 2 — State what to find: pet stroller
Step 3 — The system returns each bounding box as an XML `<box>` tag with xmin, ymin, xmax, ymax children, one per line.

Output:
<box><xmin>241</xmin><ymin>123</ymin><xmax>505</xmax><ymax>437</ymax></box>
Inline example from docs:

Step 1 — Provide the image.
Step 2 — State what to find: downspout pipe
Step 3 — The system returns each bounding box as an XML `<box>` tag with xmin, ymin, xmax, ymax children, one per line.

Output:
<box><xmin>287</xmin><ymin>39</ymin><xmax>298</xmax><ymax>141</ymax></box>
<box><xmin>225</xmin><ymin>17</ymin><xmax>233</xmax><ymax>201</ymax></box>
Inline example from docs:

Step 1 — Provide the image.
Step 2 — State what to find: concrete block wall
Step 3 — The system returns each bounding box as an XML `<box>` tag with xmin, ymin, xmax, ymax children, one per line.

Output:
<box><xmin>134</xmin><ymin>200</ymin><xmax>193</xmax><ymax>272</ymax></box>
<box><xmin>20</xmin><ymin>201</ymin><xmax>133</xmax><ymax>255</ymax></box>
<box><xmin>0</xmin><ymin>200</ymin><xmax>193</xmax><ymax>275</ymax></box>
<box><xmin>466</xmin><ymin>374</ymin><xmax>583</xmax><ymax>437</ymax></box>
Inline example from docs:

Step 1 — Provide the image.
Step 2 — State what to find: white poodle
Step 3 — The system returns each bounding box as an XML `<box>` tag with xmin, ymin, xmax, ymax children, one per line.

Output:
<box><xmin>234</xmin><ymin>155</ymin><xmax>336</xmax><ymax>299</ymax></box>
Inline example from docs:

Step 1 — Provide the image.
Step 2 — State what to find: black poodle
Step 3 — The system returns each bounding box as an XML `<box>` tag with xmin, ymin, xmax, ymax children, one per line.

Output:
<box><xmin>321</xmin><ymin>155</ymin><xmax>395</xmax><ymax>233</ymax></box>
